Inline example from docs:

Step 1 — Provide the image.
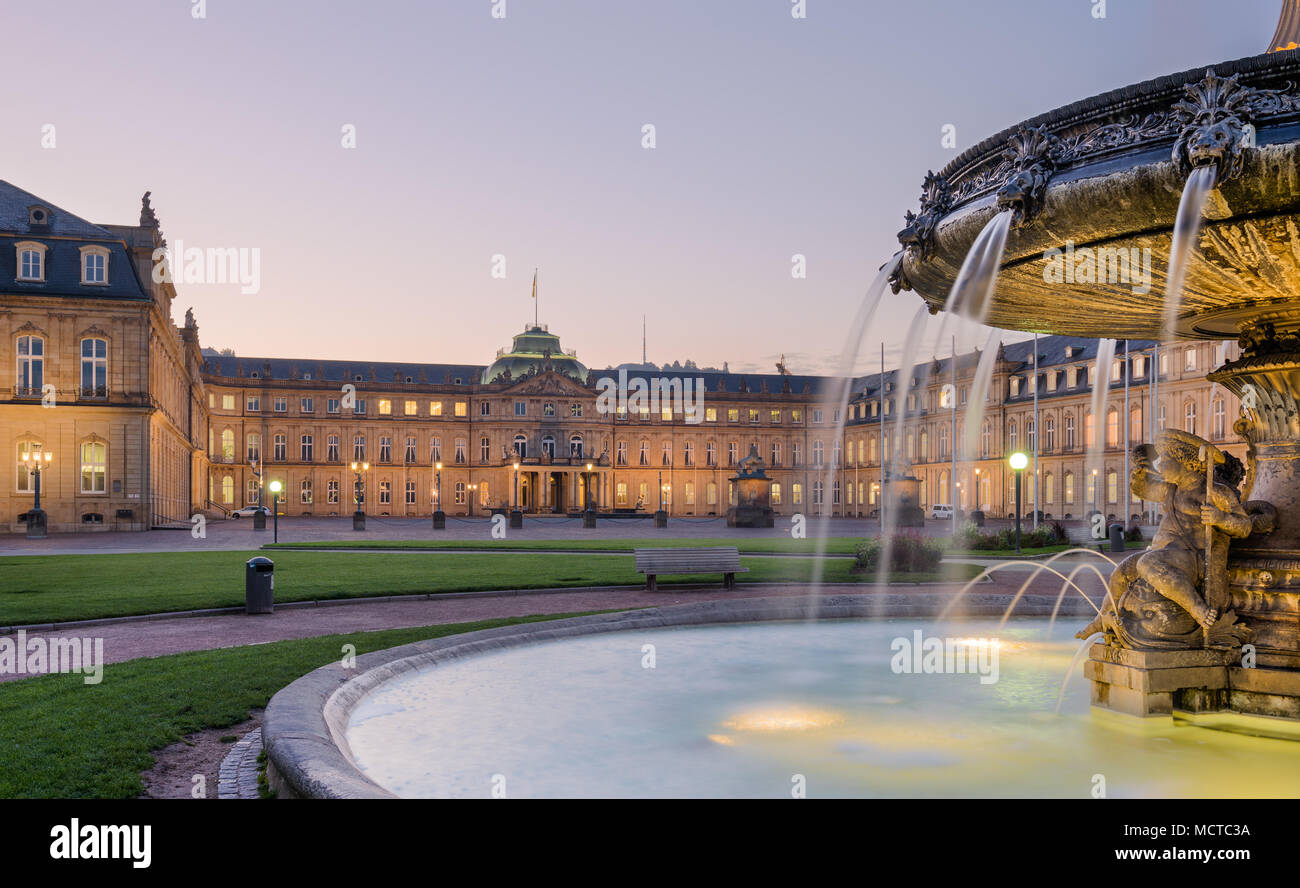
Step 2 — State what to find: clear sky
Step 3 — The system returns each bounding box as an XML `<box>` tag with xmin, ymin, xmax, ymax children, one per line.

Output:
<box><xmin>0</xmin><ymin>0</ymin><xmax>1282</xmax><ymax>374</ymax></box>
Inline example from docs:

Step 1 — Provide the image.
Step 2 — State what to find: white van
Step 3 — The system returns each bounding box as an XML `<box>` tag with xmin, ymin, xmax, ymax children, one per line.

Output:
<box><xmin>930</xmin><ymin>504</ymin><xmax>954</xmax><ymax>520</ymax></box>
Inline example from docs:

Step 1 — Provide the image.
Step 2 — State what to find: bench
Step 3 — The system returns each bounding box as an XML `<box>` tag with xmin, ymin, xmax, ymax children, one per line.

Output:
<box><xmin>633</xmin><ymin>546</ymin><xmax>749</xmax><ymax>592</ymax></box>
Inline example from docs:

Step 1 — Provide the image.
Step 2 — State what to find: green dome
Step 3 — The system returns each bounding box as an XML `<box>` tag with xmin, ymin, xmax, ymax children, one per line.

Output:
<box><xmin>482</xmin><ymin>325</ymin><xmax>588</xmax><ymax>384</ymax></box>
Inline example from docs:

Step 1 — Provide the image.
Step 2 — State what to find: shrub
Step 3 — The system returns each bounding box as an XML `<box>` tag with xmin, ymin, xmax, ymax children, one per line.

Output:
<box><xmin>855</xmin><ymin>533</ymin><xmax>946</xmax><ymax>573</ymax></box>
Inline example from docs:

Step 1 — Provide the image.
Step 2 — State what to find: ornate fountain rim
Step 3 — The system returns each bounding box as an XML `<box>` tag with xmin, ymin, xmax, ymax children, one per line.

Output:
<box><xmin>932</xmin><ymin>50</ymin><xmax>1300</xmax><ymax>215</ymax></box>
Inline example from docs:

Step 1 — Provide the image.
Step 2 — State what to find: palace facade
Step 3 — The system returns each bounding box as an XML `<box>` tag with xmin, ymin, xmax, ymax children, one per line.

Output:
<box><xmin>0</xmin><ymin>184</ymin><xmax>1245</xmax><ymax>532</ymax></box>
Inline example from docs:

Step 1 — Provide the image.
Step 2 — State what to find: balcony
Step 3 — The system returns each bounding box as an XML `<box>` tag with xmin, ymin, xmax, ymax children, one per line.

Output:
<box><xmin>12</xmin><ymin>385</ymin><xmax>42</xmax><ymax>400</ymax></box>
<box><xmin>78</xmin><ymin>385</ymin><xmax>109</xmax><ymax>401</ymax></box>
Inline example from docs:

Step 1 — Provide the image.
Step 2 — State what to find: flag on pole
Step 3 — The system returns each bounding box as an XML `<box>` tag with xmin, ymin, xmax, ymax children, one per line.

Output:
<box><xmin>531</xmin><ymin>268</ymin><xmax>538</xmax><ymax>300</ymax></box>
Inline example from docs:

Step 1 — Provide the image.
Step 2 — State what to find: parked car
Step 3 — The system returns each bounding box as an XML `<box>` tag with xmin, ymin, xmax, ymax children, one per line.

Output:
<box><xmin>930</xmin><ymin>504</ymin><xmax>954</xmax><ymax>520</ymax></box>
<box><xmin>230</xmin><ymin>505</ymin><xmax>271</xmax><ymax>519</ymax></box>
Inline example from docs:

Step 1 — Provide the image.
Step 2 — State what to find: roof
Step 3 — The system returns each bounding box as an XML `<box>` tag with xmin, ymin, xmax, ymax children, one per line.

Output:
<box><xmin>203</xmin><ymin>355</ymin><xmax>485</xmax><ymax>385</ymax></box>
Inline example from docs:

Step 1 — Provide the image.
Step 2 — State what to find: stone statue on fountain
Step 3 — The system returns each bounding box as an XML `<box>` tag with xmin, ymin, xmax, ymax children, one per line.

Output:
<box><xmin>1078</xmin><ymin>430</ymin><xmax>1275</xmax><ymax>650</ymax></box>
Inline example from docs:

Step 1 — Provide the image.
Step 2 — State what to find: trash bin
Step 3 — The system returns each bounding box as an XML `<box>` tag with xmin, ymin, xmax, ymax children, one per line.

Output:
<box><xmin>245</xmin><ymin>556</ymin><xmax>275</xmax><ymax>614</ymax></box>
<box><xmin>1108</xmin><ymin>523</ymin><xmax>1125</xmax><ymax>553</ymax></box>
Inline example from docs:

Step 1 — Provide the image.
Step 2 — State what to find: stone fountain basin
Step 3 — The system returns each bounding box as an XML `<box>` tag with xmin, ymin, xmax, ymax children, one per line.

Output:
<box><xmin>906</xmin><ymin>140</ymin><xmax>1300</xmax><ymax>340</ymax></box>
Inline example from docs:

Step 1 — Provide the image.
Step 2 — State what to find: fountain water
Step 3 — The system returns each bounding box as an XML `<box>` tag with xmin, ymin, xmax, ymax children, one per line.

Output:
<box><xmin>1162</xmin><ymin>164</ymin><xmax>1218</xmax><ymax>340</ymax></box>
<box><xmin>1084</xmin><ymin>338</ymin><xmax>1117</xmax><ymax>525</ymax></box>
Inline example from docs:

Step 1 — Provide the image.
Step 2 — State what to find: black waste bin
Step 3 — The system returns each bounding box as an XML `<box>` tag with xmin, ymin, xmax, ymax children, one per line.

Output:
<box><xmin>245</xmin><ymin>556</ymin><xmax>275</xmax><ymax>614</ymax></box>
<box><xmin>1108</xmin><ymin>523</ymin><xmax>1125</xmax><ymax>553</ymax></box>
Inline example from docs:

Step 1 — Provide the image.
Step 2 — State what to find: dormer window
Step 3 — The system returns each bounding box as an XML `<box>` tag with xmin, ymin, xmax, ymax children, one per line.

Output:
<box><xmin>15</xmin><ymin>242</ymin><xmax>46</xmax><ymax>282</ymax></box>
<box><xmin>28</xmin><ymin>206</ymin><xmax>50</xmax><ymax>227</ymax></box>
<box><xmin>79</xmin><ymin>245</ymin><xmax>110</xmax><ymax>285</ymax></box>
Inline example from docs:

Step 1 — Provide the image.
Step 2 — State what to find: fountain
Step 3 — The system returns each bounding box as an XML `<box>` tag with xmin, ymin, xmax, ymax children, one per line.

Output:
<box><xmin>891</xmin><ymin>34</ymin><xmax>1300</xmax><ymax>720</ymax></box>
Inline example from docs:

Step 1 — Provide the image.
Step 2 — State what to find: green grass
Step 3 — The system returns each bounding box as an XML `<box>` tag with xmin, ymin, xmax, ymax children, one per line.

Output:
<box><xmin>264</xmin><ymin>537</ymin><xmax>863</xmax><ymax>555</ymax></box>
<box><xmin>946</xmin><ymin>540</ymin><xmax>1148</xmax><ymax>557</ymax></box>
<box><xmin>0</xmin><ymin>550</ymin><xmax>982</xmax><ymax>625</ymax></box>
<box><xmin>0</xmin><ymin>614</ymin><xmax>588</xmax><ymax>798</ymax></box>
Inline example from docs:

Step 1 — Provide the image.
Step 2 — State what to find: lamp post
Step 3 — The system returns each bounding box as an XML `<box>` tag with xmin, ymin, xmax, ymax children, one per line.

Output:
<box><xmin>268</xmin><ymin>479</ymin><xmax>282</xmax><ymax>544</ymax></box>
<box><xmin>20</xmin><ymin>450</ymin><xmax>52</xmax><ymax>539</ymax></box>
<box><xmin>510</xmin><ymin>461</ymin><xmax>523</xmax><ymax>528</ymax></box>
<box><xmin>350</xmin><ymin>461</ymin><xmax>369</xmax><ymax>531</ymax></box>
<box><xmin>1009</xmin><ymin>451</ymin><xmax>1028</xmax><ymax>553</ymax></box>
<box><xmin>583</xmin><ymin>461</ymin><xmax>596</xmax><ymax>528</ymax></box>
<box><xmin>654</xmin><ymin>470</ymin><xmax>667</xmax><ymax>528</ymax></box>
<box><xmin>252</xmin><ymin>459</ymin><xmax>266</xmax><ymax>530</ymax></box>
<box><xmin>468</xmin><ymin>482</ymin><xmax>478</xmax><ymax>519</ymax></box>
<box><xmin>432</xmin><ymin>460</ymin><xmax>445</xmax><ymax>529</ymax></box>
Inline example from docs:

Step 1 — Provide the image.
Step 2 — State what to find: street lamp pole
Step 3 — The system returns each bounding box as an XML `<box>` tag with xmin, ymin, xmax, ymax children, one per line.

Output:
<box><xmin>21</xmin><ymin>450</ymin><xmax>52</xmax><ymax>539</ymax></box>
<box><xmin>350</xmin><ymin>461</ymin><xmax>369</xmax><ymax>531</ymax></box>
<box><xmin>510</xmin><ymin>461</ymin><xmax>523</xmax><ymax>528</ymax></box>
<box><xmin>583</xmin><ymin>461</ymin><xmax>596</xmax><ymax>528</ymax></box>
<box><xmin>433</xmin><ymin>460</ymin><xmax>445</xmax><ymax>529</ymax></box>
<box><xmin>1009</xmin><ymin>451</ymin><xmax>1028</xmax><ymax>554</ymax></box>
<box><xmin>268</xmin><ymin>480</ymin><xmax>282</xmax><ymax>544</ymax></box>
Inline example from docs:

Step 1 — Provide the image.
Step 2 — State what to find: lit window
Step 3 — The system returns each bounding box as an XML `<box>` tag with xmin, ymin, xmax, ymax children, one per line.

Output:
<box><xmin>80</xmin><ymin>338</ymin><xmax>107</xmax><ymax>398</ymax></box>
<box><xmin>378</xmin><ymin>399</ymin><xmax>392</xmax><ymax>415</ymax></box>
<box><xmin>80</xmin><ymin>441</ymin><xmax>106</xmax><ymax>493</ymax></box>
<box><xmin>455</xmin><ymin>402</ymin><xmax>467</xmax><ymax>417</ymax></box>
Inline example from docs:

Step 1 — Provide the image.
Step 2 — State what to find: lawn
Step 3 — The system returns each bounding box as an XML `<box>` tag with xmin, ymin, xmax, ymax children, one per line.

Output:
<box><xmin>0</xmin><ymin>614</ymin><xmax>589</xmax><ymax>798</ymax></box>
<box><xmin>946</xmin><ymin>540</ymin><xmax>1148</xmax><ymax>557</ymax></box>
<box><xmin>0</xmin><ymin>550</ymin><xmax>982</xmax><ymax>625</ymax></box>
<box><xmin>264</xmin><ymin>537</ymin><xmax>863</xmax><ymax>555</ymax></box>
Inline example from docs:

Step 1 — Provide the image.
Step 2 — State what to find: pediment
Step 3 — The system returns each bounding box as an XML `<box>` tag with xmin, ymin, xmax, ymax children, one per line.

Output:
<box><xmin>501</xmin><ymin>370</ymin><xmax>591</xmax><ymax>397</ymax></box>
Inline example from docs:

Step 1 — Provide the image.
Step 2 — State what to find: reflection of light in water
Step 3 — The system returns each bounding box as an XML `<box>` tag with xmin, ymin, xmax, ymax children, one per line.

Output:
<box><xmin>722</xmin><ymin>706</ymin><xmax>844</xmax><ymax>733</ymax></box>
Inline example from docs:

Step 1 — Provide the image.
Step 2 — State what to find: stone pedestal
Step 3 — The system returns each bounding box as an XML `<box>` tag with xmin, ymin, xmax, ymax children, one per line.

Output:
<box><xmin>352</xmin><ymin>511</ymin><xmax>366</xmax><ymax>531</ymax></box>
<box><xmin>1086</xmin><ymin>643</ymin><xmax>1300</xmax><ymax>720</ymax></box>
<box><xmin>25</xmin><ymin>508</ymin><xmax>46</xmax><ymax>539</ymax></box>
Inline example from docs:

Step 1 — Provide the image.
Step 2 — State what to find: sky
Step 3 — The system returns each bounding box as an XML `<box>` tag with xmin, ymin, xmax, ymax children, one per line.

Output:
<box><xmin>0</xmin><ymin>0</ymin><xmax>1284</xmax><ymax>375</ymax></box>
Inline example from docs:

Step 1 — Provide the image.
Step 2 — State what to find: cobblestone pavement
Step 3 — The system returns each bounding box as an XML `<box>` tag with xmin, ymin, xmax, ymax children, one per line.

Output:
<box><xmin>218</xmin><ymin>728</ymin><xmax>263</xmax><ymax>800</ymax></box>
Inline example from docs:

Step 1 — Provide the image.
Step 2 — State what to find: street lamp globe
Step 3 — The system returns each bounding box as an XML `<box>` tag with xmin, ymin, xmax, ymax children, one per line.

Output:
<box><xmin>1009</xmin><ymin>451</ymin><xmax>1029</xmax><ymax>471</ymax></box>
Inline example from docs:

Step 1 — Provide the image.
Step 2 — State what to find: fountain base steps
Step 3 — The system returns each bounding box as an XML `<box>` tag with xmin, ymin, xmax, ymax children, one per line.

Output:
<box><xmin>1086</xmin><ymin>643</ymin><xmax>1300</xmax><ymax>721</ymax></box>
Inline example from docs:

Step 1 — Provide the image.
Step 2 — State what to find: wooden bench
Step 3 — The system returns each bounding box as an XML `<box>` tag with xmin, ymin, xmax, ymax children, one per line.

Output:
<box><xmin>633</xmin><ymin>546</ymin><xmax>749</xmax><ymax>591</ymax></box>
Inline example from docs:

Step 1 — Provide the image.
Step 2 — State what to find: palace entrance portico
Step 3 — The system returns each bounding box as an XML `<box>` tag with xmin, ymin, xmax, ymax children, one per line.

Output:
<box><xmin>509</xmin><ymin>458</ymin><xmax>607</xmax><ymax>514</ymax></box>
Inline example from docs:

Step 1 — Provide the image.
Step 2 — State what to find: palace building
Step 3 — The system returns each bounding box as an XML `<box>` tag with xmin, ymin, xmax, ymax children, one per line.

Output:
<box><xmin>1</xmin><ymin>184</ymin><xmax>1245</xmax><ymax>532</ymax></box>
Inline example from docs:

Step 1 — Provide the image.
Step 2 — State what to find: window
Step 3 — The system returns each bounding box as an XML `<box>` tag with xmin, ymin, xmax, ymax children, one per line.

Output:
<box><xmin>792</xmin><ymin>441</ymin><xmax>802</xmax><ymax>466</ymax></box>
<box><xmin>515</xmin><ymin>401</ymin><xmax>527</xmax><ymax>417</ymax></box>
<box><xmin>728</xmin><ymin>408</ymin><xmax>739</xmax><ymax>423</ymax></box>
<box><xmin>301</xmin><ymin>435</ymin><xmax>314</xmax><ymax>462</ymax></box>
<box><xmin>274</xmin><ymin>397</ymin><xmax>287</xmax><ymax>413</ymax></box>
<box><xmin>327</xmin><ymin>399</ymin><xmax>340</xmax><ymax>414</ymax></box>
<box><xmin>706</xmin><ymin>441</ymin><xmax>716</xmax><ymax>467</ymax></box>
<box><xmin>431</xmin><ymin>437</ymin><xmax>442</xmax><ymax>463</ymax></box>
<box><xmin>770</xmin><ymin>409</ymin><xmax>781</xmax><ymax>424</ymax></box>
<box><xmin>454</xmin><ymin>402</ymin><xmax>466</xmax><ymax>417</ymax></box>
<box><xmin>221</xmin><ymin>476</ymin><xmax>234</xmax><ymax>505</ymax></box>
<box><xmin>379</xmin><ymin>436</ymin><xmax>392</xmax><ymax>463</ymax></box>
<box><xmin>1084</xmin><ymin>412</ymin><xmax>1095</xmax><ymax>449</ymax></box>
<box><xmin>353</xmin><ymin>436</ymin><xmax>366</xmax><ymax>461</ymax></box>
<box><xmin>355</xmin><ymin>399</ymin><xmax>366</xmax><ymax>414</ymax></box>
<box><xmin>249</xmin><ymin>396</ymin><xmax>261</xmax><ymax>412</ymax></box>
<box><xmin>379</xmin><ymin>481</ymin><xmax>391</xmax><ymax>505</ymax></box>
<box><xmin>431</xmin><ymin>401</ymin><xmax>443</xmax><ymax>416</ymax></box>
<box><xmin>812</xmin><ymin>440</ymin><xmax>824</xmax><ymax>466</ymax></box>
<box><xmin>1212</xmin><ymin>399</ymin><xmax>1226</xmax><ymax>439</ymax></box>
<box><xmin>981</xmin><ymin>421</ymin><xmax>991</xmax><ymax>458</ymax></box>
<box><xmin>328</xmin><ymin>480</ymin><xmax>339</xmax><ymax>504</ymax></box>
<box><xmin>406</xmin><ymin>480</ymin><xmax>417</xmax><ymax>505</ymax></box>
<box><xmin>274</xmin><ymin>434</ymin><xmax>287</xmax><ymax>461</ymax></box>
<box><xmin>404</xmin><ymin>400</ymin><xmax>417</xmax><ymax>416</ymax></box>
<box><xmin>301</xmin><ymin>397</ymin><xmax>314</xmax><ymax>413</ymax></box>
<box><xmin>770</xmin><ymin>482</ymin><xmax>781</xmax><ymax>506</ymax></box>
<box><xmin>406</xmin><ymin>436</ymin><xmax>418</xmax><ymax>463</ymax></box>
<box><xmin>684</xmin><ymin>441</ymin><xmax>695</xmax><ymax>466</ymax></box>
<box><xmin>221</xmin><ymin>429</ymin><xmax>235</xmax><ymax>461</ymax></box>
<box><xmin>706</xmin><ymin>407</ymin><xmax>718</xmax><ymax>422</ymax></box>
<box><xmin>1065</xmin><ymin>471</ymin><xmax>1075</xmax><ymax>504</ymax></box>
<box><xmin>708</xmin><ymin>482</ymin><xmax>719</xmax><ymax>506</ymax></box>
<box><xmin>80</xmin><ymin>441</ymin><xmax>106</xmax><ymax>493</ymax></box>
<box><xmin>1008</xmin><ymin>419</ymin><xmax>1018</xmax><ymax>452</ymax></box>
<box><xmin>1043</xmin><ymin>417</ymin><xmax>1055</xmax><ymax>451</ymax></box>
<box><xmin>748</xmin><ymin>409</ymin><xmax>760</xmax><ymax>424</ymax></box>
<box><xmin>639</xmin><ymin>441</ymin><xmax>650</xmax><ymax>466</ymax></box>
<box><xmin>16</xmin><ymin>335</ymin><xmax>43</xmax><ymax>393</ymax></box>
<box><xmin>571</xmin><ymin>435</ymin><xmax>585</xmax><ymax>458</ymax></box>
<box><xmin>247</xmin><ymin>478</ymin><xmax>259</xmax><ymax>504</ymax></box>
<box><xmin>479</xmin><ymin>483</ymin><xmax>490</xmax><ymax>507</ymax></box>
<box><xmin>16</xmin><ymin>242</ymin><xmax>46</xmax><ymax>281</ymax></box>
<box><xmin>512</xmin><ymin>435</ymin><xmax>527</xmax><ymax>458</ymax></box>
<box><xmin>661</xmin><ymin>406</ymin><xmax>673</xmax><ymax>422</ymax></box>
<box><xmin>1158</xmin><ymin>404</ymin><xmax>1168</xmax><ymax>430</ymax></box>
<box><xmin>15</xmin><ymin>439</ymin><xmax>42</xmax><ymax>492</ymax></box>
<box><xmin>661</xmin><ymin>440</ymin><xmax>672</xmax><ymax>466</ymax></box>
<box><xmin>80</xmin><ymin>246</ymin><xmax>109</xmax><ymax>284</ymax></box>
<box><xmin>80</xmin><ymin>338</ymin><xmax>108</xmax><ymax>397</ymax></box>
<box><xmin>791</xmin><ymin>409</ymin><xmax>802</xmax><ymax>423</ymax></box>
<box><xmin>455</xmin><ymin>482</ymin><xmax>466</xmax><ymax>505</ymax></box>
<box><xmin>812</xmin><ymin>480</ymin><xmax>824</xmax><ymax>506</ymax></box>
<box><xmin>1184</xmin><ymin>401</ymin><xmax>1197</xmax><ymax>434</ymax></box>
<box><xmin>616</xmin><ymin>441</ymin><xmax>627</xmax><ymax>466</ymax></box>
<box><xmin>617</xmin><ymin>482</ymin><xmax>629</xmax><ymax>506</ymax></box>
<box><xmin>327</xmin><ymin>435</ymin><xmax>339</xmax><ymax>462</ymax></box>
<box><xmin>1106</xmin><ymin>408</ymin><xmax>1119</xmax><ymax>448</ymax></box>
<box><xmin>247</xmin><ymin>433</ymin><xmax>261</xmax><ymax>462</ymax></box>
<box><xmin>728</xmin><ymin>442</ymin><xmax>738</xmax><ymax>466</ymax></box>
<box><xmin>379</xmin><ymin>399</ymin><xmax>392</xmax><ymax>415</ymax></box>
<box><xmin>482</xmin><ymin>436</ymin><xmax>492</xmax><ymax>462</ymax></box>
<box><xmin>301</xmin><ymin>479</ymin><xmax>313</xmax><ymax>504</ymax></box>
<box><xmin>1185</xmin><ymin>347</ymin><xmax>1196</xmax><ymax>371</ymax></box>
<box><xmin>1065</xmin><ymin>414</ymin><xmax>1076</xmax><ymax>450</ymax></box>
<box><xmin>685</xmin><ymin>481</ymin><xmax>695</xmax><ymax>506</ymax></box>
<box><xmin>1107</xmin><ymin>470</ymin><xmax>1119</xmax><ymax>504</ymax></box>
<box><xmin>1044</xmin><ymin>472</ymin><xmax>1055</xmax><ymax>504</ymax></box>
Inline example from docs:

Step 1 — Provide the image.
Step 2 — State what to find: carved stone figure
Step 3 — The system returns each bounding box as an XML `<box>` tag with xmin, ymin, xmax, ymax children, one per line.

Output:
<box><xmin>1170</xmin><ymin>69</ymin><xmax>1256</xmax><ymax>181</ymax></box>
<box><xmin>994</xmin><ymin>126</ymin><xmax>1060</xmax><ymax>225</ymax></box>
<box><xmin>1077</xmin><ymin>430</ymin><xmax>1267</xmax><ymax>649</ymax></box>
<box><xmin>140</xmin><ymin>191</ymin><xmax>159</xmax><ymax>228</ymax></box>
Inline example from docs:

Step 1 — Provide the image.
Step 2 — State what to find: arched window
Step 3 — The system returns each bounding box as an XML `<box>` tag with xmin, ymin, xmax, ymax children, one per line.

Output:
<box><xmin>1064</xmin><ymin>471</ymin><xmax>1075</xmax><ymax>504</ymax></box>
<box><xmin>919</xmin><ymin>430</ymin><xmax>928</xmax><ymax>461</ymax></box>
<box><xmin>221</xmin><ymin>429</ymin><xmax>235</xmax><ymax>461</ymax></box>
<box><xmin>1107</xmin><ymin>470</ymin><xmax>1119</xmax><ymax>504</ymax></box>
<box><xmin>1106</xmin><ymin>408</ymin><xmax>1119</xmax><ymax>448</ymax></box>
<box><xmin>221</xmin><ymin>475</ymin><xmax>234</xmax><ymax>504</ymax></box>
<box><xmin>938</xmin><ymin>470</ymin><xmax>950</xmax><ymax>504</ymax></box>
<box><xmin>541</xmin><ymin>435</ymin><xmax>555</xmax><ymax>457</ymax></box>
<box><xmin>570</xmin><ymin>435</ymin><xmax>584</xmax><ymax>458</ymax></box>
<box><xmin>1044</xmin><ymin>471</ymin><xmax>1055</xmax><ymax>503</ymax></box>
<box><xmin>512</xmin><ymin>434</ymin><xmax>527</xmax><ymax>458</ymax></box>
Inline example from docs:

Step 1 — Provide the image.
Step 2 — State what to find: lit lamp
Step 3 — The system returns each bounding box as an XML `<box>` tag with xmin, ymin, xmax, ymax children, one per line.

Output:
<box><xmin>20</xmin><ymin>450</ymin><xmax>53</xmax><ymax>539</ymax></box>
<box><xmin>468</xmin><ymin>481</ymin><xmax>478</xmax><ymax>519</ymax></box>
<box><xmin>350</xmin><ymin>461</ymin><xmax>369</xmax><ymax>531</ymax></box>
<box><xmin>510</xmin><ymin>461</ymin><xmax>523</xmax><ymax>528</ymax></box>
<box><xmin>1009</xmin><ymin>451</ymin><xmax>1029</xmax><ymax>554</ymax></box>
<box><xmin>432</xmin><ymin>460</ymin><xmax>445</xmax><ymax>530</ymax></box>
<box><xmin>268</xmin><ymin>479</ymin><xmax>282</xmax><ymax>544</ymax></box>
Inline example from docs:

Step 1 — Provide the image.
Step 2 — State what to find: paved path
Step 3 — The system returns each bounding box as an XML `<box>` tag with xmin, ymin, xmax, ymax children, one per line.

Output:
<box><xmin>0</xmin><ymin>563</ymin><xmax>1111</xmax><ymax>681</ymax></box>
